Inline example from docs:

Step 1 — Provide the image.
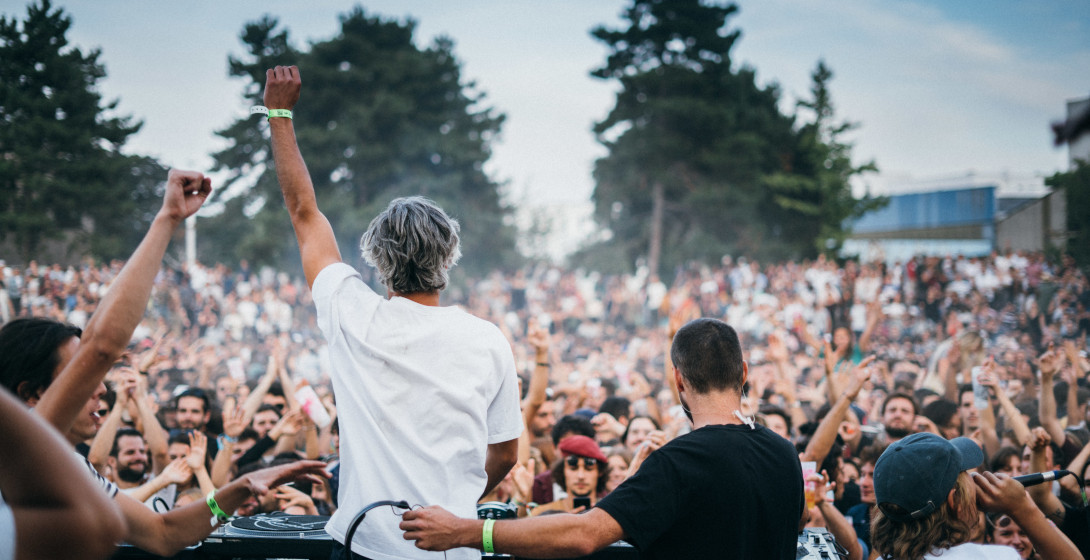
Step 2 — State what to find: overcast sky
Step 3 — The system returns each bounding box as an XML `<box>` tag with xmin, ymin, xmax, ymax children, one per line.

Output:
<box><xmin>10</xmin><ymin>0</ymin><xmax>1090</xmax><ymax>209</ymax></box>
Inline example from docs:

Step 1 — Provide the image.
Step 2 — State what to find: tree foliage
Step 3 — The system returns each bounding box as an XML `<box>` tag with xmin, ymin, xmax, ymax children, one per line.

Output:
<box><xmin>0</xmin><ymin>0</ymin><xmax>165</xmax><ymax>262</ymax></box>
<box><xmin>763</xmin><ymin>60</ymin><xmax>884</xmax><ymax>256</ymax></box>
<box><xmin>202</xmin><ymin>8</ymin><xmax>519</xmax><ymax>276</ymax></box>
<box><xmin>584</xmin><ymin>0</ymin><xmax>879</xmax><ymax>274</ymax></box>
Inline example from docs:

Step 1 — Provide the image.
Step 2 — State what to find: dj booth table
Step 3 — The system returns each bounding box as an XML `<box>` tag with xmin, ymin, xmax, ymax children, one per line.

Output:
<box><xmin>110</xmin><ymin>514</ymin><xmax>639</xmax><ymax>560</ymax></box>
<box><xmin>110</xmin><ymin>513</ymin><xmax>838</xmax><ymax>559</ymax></box>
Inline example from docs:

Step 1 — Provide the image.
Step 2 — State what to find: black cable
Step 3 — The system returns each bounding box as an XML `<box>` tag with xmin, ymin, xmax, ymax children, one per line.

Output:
<box><xmin>340</xmin><ymin>500</ymin><xmax>410</xmax><ymax>560</ymax></box>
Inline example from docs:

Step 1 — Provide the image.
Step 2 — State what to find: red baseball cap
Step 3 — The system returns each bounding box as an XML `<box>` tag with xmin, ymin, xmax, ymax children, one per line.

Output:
<box><xmin>558</xmin><ymin>435</ymin><xmax>608</xmax><ymax>463</ymax></box>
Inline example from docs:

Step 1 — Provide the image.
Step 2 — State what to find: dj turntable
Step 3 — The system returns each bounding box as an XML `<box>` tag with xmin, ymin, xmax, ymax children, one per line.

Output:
<box><xmin>111</xmin><ymin>512</ymin><xmax>638</xmax><ymax>560</ymax></box>
<box><xmin>201</xmin><ymin>513</ymin><xmax>333</xmax><ymax>559</ymax></box>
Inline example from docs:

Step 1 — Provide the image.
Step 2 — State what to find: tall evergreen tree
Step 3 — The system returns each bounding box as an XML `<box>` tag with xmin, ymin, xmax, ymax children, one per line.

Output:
<box><xmin>203</xmin><ymin>8</ymin><xmax>518</xmax><ymax>275</ymax></box>
<box><xmin>763</xmin><ymin>61</ymin><xmax>883</xmax><ymax>257</ymax></box>
<box><xmin>0</xmin><ymin>0</ymin><xmax>164</xmax><ymax>262</ymax></box>
<box><xmin>586</xmin><ymin>0</ymin><xmax>798</xmax><ymax>274</ymax></box>
<box><xmin>584</xmin><ymin>0</ymin><xmax>878</xmax><ymax>273</ymax></box>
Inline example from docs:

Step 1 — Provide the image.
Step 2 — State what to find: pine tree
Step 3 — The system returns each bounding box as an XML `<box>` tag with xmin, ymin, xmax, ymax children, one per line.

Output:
<box><xmin>202</xmin><ymin>8</ymin><xmax>518</xmax><ymax>275</ymax></box>
<box><xmin>0</xmin><ymin>0</ymin><xmax>163</xmax><ymax>262</ymax></box>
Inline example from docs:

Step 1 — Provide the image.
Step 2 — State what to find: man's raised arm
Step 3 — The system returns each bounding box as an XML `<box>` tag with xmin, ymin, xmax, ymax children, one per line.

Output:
<box><xmin>35</xmin><ymin>170</ymin><xmax>211</xmax><ymax>438</ymax></box>
<box><xmin>264</xmin><ymin>65</ymin><xmax>342</xmax><ymax>289</ymax></box>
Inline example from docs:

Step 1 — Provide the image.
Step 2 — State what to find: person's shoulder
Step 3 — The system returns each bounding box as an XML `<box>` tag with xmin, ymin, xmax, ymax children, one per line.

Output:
<box><xmin>312</xmin><ymin>262</ymin><xmax>364</xmax><ymax>296</ymax></box>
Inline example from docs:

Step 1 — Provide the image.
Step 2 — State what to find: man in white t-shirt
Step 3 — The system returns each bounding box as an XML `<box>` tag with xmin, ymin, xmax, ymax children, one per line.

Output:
<box><xmin>264</xmin><ymin>65</ymin><xmax>522</xmax><ymax>560</ymax></box>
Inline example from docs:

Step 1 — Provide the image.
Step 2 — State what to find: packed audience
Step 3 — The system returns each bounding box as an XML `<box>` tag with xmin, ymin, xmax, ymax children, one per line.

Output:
<box><xmin>2</xmin><ymin>248</ymin><xmax>1089</xmax><ymax>559</ymax></box>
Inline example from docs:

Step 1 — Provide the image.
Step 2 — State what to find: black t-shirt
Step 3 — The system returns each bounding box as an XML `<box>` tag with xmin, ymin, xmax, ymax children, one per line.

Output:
<box><xmin>595</xmin><ymin>423</ymin><xmax>803</xmax><ymax>559</ymax></box>
<box><xmin>1061</xmin><ymin>502</ymin><xmax>1090</xmax><ymax>559</ymax></box>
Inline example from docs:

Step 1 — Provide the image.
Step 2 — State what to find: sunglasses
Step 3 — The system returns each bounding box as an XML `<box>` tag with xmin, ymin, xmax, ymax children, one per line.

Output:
<box><xmin>988</xmin><ymin>514</ymin><xmax>1014</xmax><ymax>529</ymax></box>
<box><xmin>565</xmin><ymin>456</ymin><xmax>599</xmax><ymax>469</ymax></box>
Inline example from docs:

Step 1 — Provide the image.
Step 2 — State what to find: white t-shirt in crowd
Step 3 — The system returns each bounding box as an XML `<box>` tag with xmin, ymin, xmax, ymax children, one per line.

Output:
<box><xmin>121</xmin><ymin>483</ymin><xmax>176</xmax><ymax>513</ymax></box>
<box><xmin>314</xmin><ymin>263</ymin><xmax>523</xmax><ymax>560</ymax></box>
<box><xmin>883</xmin><ymin>542</ymin><xmax>1020</xmax><ymax>559</ymax></box>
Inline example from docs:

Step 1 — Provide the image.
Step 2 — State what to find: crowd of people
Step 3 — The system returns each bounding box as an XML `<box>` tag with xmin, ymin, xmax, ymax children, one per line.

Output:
<box><xmin>2</xmin><ymin>62</ymin><xmax>1089</xmax><ymax>560</ymax></box>
<box><xmin>3</xmin><ymin>240</ymin><xmax>1090</xmax><ymax>558</ymax></box>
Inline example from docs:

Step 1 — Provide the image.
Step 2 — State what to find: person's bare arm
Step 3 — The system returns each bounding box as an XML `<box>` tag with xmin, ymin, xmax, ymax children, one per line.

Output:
<box><xmin>186</xmin><ymin>431</ymin><xmax>216</xmax><ymax>495</ymax></box>
<box><xmin>1038</xmin><ymin>343</ymin><xmax>1068</xmax><ymax>447</ymax></box>
<box><xmin>302</xmin><ymin>421</ymin><xmax>321</xmax><ymax>460</ymax></box>
<box><xmin>811</xmin><ymin>471</ymin><xmax>863</xmax><ymax>560</ymax></box>
<box><xmin>241</xmin><ymin>354</ymin><xmax>278</xmax><ymax>421</ymax></box>
<box><xmin>132</xmin><ymin>374</ymin><xmax>169</xmax><ymax>474</ymax></box>
<box><xmin>87</xmin><ymin>374</ymin><xmax>133</xmax><ymax>473</ymax></box>
<box><xmin>127</xmin><ymin>458</ymin><xmax>191</xmax><ymax>503</ymax></box>
<box><xmin>521</xmin><ymin>321</ymin><xmax>551</xmax><ymax>429</ymax></box>
<box><xmin>1027</xmin><ymin>427</ymin><xmax>1066</xmax><ymax>524</ymax></box>
<box><xmin>822</xmin><ymin>341</ymin><xmax>844</xmax><ymax>405</ymax></box>
<box><xmin>1</xmin><ymin>388</ymin><xmax>126</xmax><ymax>560</ymax></box>
<box><xmin>973</xmin><ymin>471</ymin><xmax>1081</xmax><ymax>560</ymax></box>
<box><xmin>482</xmin><ymin>438</ymin><xmax>518</xmax><ymax>499</ymax></box>
<box><xmin>35</xmin><ymin>171</ymin><xmax>210</xmax><ymax>438</ymax></box>
<box><xmin>802</xmin><ymin>357</ymin><xmax>874</xmax><ymax>464</ymax></box>
<box><xmin>264</xmin><ymin>65</ymin><xmax>342</xmax><ymax>289</ymax></box>
<box><xmin>274</xmin><ymin>343</ymin><xmax>299</xmax><ymax>412</ymax></box>
<box><xmin>1064</xmin><ymin>340</ymin><xmax>1084</xmax><ymax>427</ymax></box>
<box><xmin>939</xmin><ymin>339</ymin><xmax>961</xmax><ymax>401</ymax></box>
<box><xmin>117</xmin><ymin>460</ymin><xmax>328</xmax><ymax>556</ymax></box>
<box><xmin>857</xmin><ymin>299</ymin><xmax>882</xmax><ymax>354</ymax></box>
<box><xmin>976</xmin><ymin>396</ymin><xmax>1001</xmax><ymax>461</ymax></box>
<box><xmin>211</xmin><ymin>404</ymin><xmax>247</xmax><ymax>488</ymax></box>
<box><xmin>979</xmin><ymin>364</ymin><xmax>1031</xmax><ymax>447</ymax></box>
<box><xmin>401</xmin><ymin>506</ymin><xmax>624</xmax><ymax>558</ymax></box>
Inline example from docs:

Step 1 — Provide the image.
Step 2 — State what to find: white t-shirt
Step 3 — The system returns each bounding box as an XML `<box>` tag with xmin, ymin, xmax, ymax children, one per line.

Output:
<box><xmin>314</xmin><ymin>263</ymin><xmax>523</xmax><ymax>560</ymax></box>
<box><xmin>0</xmin><ymin>493</ymin><xmax>13</xmax><ymax>560</ymax></box>
<box><xmin>884</xmin><ymin>542</ymin><xmax>1021</xmax><ymax>559</ymax></box>
<box><xmin>121</xmin><ymin>483</ymin><xmax>177</xmax><ymax>513</ymax></box>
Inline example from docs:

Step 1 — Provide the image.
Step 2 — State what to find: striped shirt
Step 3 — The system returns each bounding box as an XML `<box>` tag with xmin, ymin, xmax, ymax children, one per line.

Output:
<box><xmin>78</xmin><ymin>451</ymin><xmax>119</xmax><ymax>498</ymax></box>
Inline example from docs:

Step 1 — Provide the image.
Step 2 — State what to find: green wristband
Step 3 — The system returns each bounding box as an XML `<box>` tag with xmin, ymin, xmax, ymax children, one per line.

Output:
<box><xmin>482</xmin><ymin>519</ymin><xmax>496</xmax><ymax>554</ymax></box>
<box><xmin>267</xmin><ymin>109</ymin><xmax>293</xmax><ymax>120</ymax></box>
<box><xmin>206</xmin><ymin>490</ymin><xmax>230</xmax><ymax>526</ymax></box>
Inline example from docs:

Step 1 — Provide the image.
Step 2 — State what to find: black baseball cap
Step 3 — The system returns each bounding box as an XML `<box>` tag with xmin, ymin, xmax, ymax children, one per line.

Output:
<box><xmin>874</xmin><ymin>432</ymin><xmax>983</xmax><ymax>521</ymax></box>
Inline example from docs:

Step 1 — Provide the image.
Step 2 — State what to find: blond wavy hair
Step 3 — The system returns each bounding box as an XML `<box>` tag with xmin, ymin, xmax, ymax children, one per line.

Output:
<box><xmin>871</xmin><ymin>472</ymin><xmax>978</xmax><ymax>560</ymax></box>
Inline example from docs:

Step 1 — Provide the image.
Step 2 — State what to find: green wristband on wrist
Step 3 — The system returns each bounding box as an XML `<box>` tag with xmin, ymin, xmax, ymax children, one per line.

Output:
<box><xmin>206</xmin><ymin>490</ymin><xmax>230</xmax><ymax>526</ymax></box>
<box><xmin>482</xmin><ymin>519</ymin><xmax>496</xmax><ymax>554</ymax></box>
<box><xmin>250</xmin><ymin>106</ymin><xmax>293</xmax><ymax>120</ymax></box>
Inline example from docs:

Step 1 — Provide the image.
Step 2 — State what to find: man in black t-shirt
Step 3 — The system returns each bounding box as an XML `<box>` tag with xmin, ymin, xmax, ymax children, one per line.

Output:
<box><xmin>401</xmin><ymin>318</ymin><xmax>805</xmax><ymax>559</ymax></box>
